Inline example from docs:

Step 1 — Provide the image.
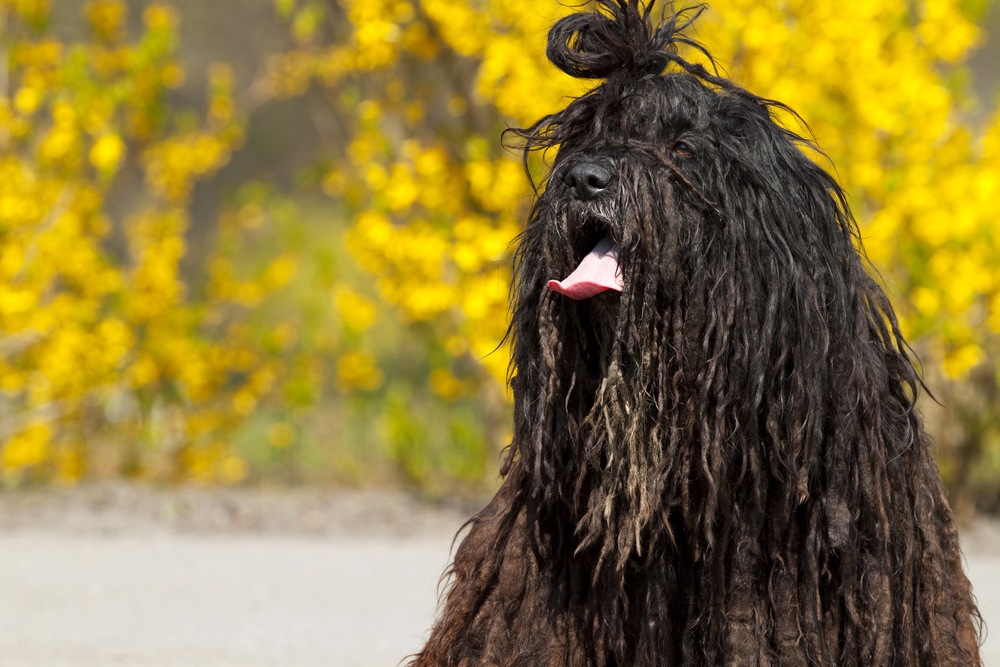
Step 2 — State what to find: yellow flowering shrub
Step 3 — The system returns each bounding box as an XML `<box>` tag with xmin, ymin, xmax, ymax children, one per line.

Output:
<box><xmin>0</xmin><ymin>0</ymin><xmax>318</xmax><ymax>485</ymax></box>
<box><xmin>1</xmin><ymin>0</ymin><xmax>996</xmax><ymax>498</ymax></box>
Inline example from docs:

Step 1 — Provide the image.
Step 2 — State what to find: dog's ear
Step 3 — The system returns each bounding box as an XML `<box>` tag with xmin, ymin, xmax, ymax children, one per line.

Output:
<box><xmin>546</xmin><ymin>1</ymin><xmax>704</xmax><ymax>81</ymax></box>
<box><xmin>714</xmin><ymin>102</ymin><xmax>851</xmax><ymax>252</ymax></box>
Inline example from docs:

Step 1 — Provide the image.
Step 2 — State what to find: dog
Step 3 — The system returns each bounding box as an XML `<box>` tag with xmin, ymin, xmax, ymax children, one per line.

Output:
<box><xmin>411</xmin><ymin>2</ymin><xmax>982</xmax><ymax>664</ymax></box>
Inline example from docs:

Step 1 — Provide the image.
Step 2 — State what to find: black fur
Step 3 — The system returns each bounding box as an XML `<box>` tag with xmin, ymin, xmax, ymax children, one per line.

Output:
<box><xmin>412</xmin><ymin>2</ymin><xmax>982</xmax><ymax>665</ymax></box>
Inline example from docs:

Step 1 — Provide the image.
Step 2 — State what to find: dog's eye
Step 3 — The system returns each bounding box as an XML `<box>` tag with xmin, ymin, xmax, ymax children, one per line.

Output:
<box><xmin>671</xmin><ymin>141</ymin><xmax>693</xmax><ymax>157</ymax></box>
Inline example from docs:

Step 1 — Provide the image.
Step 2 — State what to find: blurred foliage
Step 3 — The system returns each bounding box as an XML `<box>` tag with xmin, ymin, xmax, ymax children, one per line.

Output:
<box><xmin>0</xmin><ymin>0</ymin><xmax>998</xmax><ymax>506</ymax></box>
<box><xmin>0</xmin><ymin>0</ymin><xmax>319</xmax><ymax>486</ymax></box>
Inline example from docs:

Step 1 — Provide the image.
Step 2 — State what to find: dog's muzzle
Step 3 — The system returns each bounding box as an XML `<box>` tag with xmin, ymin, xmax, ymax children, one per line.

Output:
<box><xmin>546</xmin><ymin>160</ymin><xmax>624</xmax><ymax>300</ymax></box>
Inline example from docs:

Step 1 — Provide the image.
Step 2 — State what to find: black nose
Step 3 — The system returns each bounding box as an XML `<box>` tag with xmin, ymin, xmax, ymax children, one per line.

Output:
<box><xmin>563</xmin><ymin>162</ymin><xmax>612</xmax><ymax>200</ymax></box>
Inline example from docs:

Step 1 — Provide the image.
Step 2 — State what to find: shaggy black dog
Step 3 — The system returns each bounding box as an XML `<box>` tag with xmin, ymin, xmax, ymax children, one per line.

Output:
<box><xmin>412</xmin><ymin>2</ymin><xmax>982</xmax><ymax>665</ymax></box>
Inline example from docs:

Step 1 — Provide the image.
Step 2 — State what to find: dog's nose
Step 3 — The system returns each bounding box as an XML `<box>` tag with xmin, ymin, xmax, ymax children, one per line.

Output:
<box><xmin>563</xmin><ymin>162</ymin><xmax>612</xmax><ymax>200</ymax></box>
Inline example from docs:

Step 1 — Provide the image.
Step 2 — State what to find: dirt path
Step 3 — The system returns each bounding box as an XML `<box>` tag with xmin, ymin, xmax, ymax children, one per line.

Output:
<box><xmin>0</xmin><ymin>484</ymin><xmax>996</xmax><ymax>666</ymax></box>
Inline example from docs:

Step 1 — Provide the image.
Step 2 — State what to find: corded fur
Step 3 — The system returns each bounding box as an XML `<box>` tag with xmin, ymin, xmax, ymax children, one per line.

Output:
<box><xmin>411</xmin><ymin>2</ymin><xmax>983</xmax><ymax>665</ymax></box>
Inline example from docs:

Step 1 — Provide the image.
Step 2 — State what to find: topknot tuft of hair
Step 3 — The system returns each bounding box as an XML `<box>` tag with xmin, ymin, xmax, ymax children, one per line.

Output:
<box><xmin>545</xmin><ymin>1</ymin><xmax>703</xmax><ymax>80</ymax></box>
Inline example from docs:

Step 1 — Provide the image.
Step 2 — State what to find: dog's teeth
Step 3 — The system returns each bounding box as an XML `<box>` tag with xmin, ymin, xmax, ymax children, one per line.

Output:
<box><xmin>547</xmin><ymin>237</ymin><xmax>624</xmax><ymax>300</ymax></box>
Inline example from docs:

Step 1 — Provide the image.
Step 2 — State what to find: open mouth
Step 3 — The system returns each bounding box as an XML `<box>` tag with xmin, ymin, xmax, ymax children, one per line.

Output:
<box><xmin>547</xmin><ymin>217</ymin><xmax>625</xmax><ymax>300</ymax></box>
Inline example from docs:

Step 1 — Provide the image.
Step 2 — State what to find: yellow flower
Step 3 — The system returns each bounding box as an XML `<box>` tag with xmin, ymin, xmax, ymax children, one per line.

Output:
<box><xmin>130</xmin><ymin>355</ymin><xmax>160</xmax><ymax>387</ymax></box>
<box><xmin>14</xmin><ymin>87</ymin><xmax>42</xmax><ymax>115</ymax></box>
<box><xmin>232</xmin><ymin>388</ymin><xmax>258</xmax><ymax>416</ymax></box>
<box><xmin>142</xmin><ymin>4</ymin><xmax>177</xmax><ymax>31</ymax></box>
<box><xmin>89</xmin><ymin>133</ymin><xmax>126</xmax><ymax>173</ymax></box>
<box><xmin>942</xmin><ymin>344</ymin><xmax>984</xmax><ymax>380</ymax></box>
<box><xmin>261</xmin><ymin>254</ymin><xmax>299</xmax><ymax>290</ymax></box>
<box><xmin>334</xmin><ymin>286</ymin><xmax>379</xmax><ymax>332</ymax></box>
<box><xmin>86</xmin><ymin>0</ymin><xmax>127</xmax><ymax>40</ymax></box>
<box><xmin>336</xmin><ymin>350</ymin><xmax>383</xmax><ymax>392</ymax></box>
<box><xmin>0</xmin><ymin>289</ymin><xmax>38</xmax><ymax>317</ymax></box>
<box><xmin>2</xmin><ymin>423</ymin><xmax>52</xmax><ymax>472</ymax></box>
<box><xmin>430</xmin><ymin>369</ymin><xmax>464</xmax><ymax>400</ymax></box>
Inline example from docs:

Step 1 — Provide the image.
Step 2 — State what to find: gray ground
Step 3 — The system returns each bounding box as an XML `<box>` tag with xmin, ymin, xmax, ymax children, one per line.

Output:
<box><xmin>0</xmin><ymin>484</ymin><xmax>997</xmax><ymax>667</ymax></box>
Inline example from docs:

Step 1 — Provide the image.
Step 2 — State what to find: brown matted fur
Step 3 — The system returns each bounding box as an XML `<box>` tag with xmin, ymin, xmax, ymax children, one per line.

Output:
<box><xmin>410</xmin><ymin>2</ymin><xmax>983</xmax><ymax>665</ymax></box>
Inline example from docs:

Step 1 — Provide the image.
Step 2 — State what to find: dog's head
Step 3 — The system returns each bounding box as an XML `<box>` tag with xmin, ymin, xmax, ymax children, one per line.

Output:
<box><xmin>506</xmin><ymin>1</ymin><xmax>916</xmax><ymax>568</ymax></box>
<box><xmin>514</xmin><ymin>1</ymin><xmax>856</xmax><ymax>348</ymax></box>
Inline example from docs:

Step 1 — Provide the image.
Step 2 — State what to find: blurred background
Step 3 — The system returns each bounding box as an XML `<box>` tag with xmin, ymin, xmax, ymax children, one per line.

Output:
<box><xmin>1</xmin><ymin>1</ymin><xmax>998</xmax><ymax>665</ymax></box>
<box><xmin>1</xmin><ymin>0</ymin><xmax>998</xmax><ymax>509</ymax></box>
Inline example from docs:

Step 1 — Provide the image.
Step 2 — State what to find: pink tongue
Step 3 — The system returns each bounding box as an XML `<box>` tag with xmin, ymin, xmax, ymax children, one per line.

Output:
<box><xmin>547</xmin><ymin>237</ymin><xmax>624</xmax><ymax>300</ymax></box>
